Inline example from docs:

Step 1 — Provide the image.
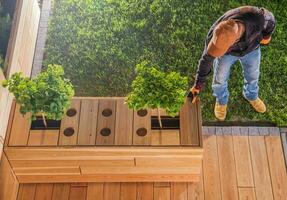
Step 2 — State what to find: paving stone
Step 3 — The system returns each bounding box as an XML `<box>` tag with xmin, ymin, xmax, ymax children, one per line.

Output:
<box><xmin>280</xmin><ymin>133</ymin><xmax>287</xmax><ymax>168</ymax></box>
<box><xmin>202</xmin><ymin>126</ymin><xmax>209</xmax><ymax>135</ymax></box>
<box><xmin>207</xmin><ymin>126</ymin><xmax>216</xmax><ymax>135</ymax></box>
<box><xmin>239</xmin><ymin>127</ymin><xmax>249</xmax><ymax>136</ymax></box>
<box><xmin>231</xmin><ymin>126</ymin><xmax>241</xmax><ymax>135</ymax></box>
<box><xmin>42</xmin><ymin>0</ymin><xmax>52</xmax><ymax>10</ymax></box>
<box><xmin>258</xmin><ymin>127</ymin><xmax>269</xmax><ymax>136</ymax></box>
<box><xmin>215</xmin><ymin>127</ymin><xmax>223</xmax><ymax>136</ymax></box>
<box><xmin>280</xmin><ymin>127</ymin><xmax>287</xmax><ymax>133</ymax></box>
<box><xmin>222</xmin><ymin>127</ymin><xmax>232</xmax><ymax>135</ymax></box>
<box><xmin>39</xmin><ymin>20</ymin><xmax>49</xmax><ymax>28</ymax></box>
<box><xmin>248</xmin><ymin>126</ymin><xmax>259</xmax><ymax>136</ymax></box>
<box><xmin>269</xmin><ymin>127</ymin><xmax>280</xmax><ymax>136</ymax></box>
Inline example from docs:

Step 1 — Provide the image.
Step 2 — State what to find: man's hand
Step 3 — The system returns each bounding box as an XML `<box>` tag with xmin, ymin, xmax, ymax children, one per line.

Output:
<box><xmin>189</xmin><ymin>86</ymin><xmax>201</xmax><ymax>104</ymax></box>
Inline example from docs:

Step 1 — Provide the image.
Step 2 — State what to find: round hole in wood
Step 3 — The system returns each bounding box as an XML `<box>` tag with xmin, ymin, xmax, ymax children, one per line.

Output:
<box><xmin>64</xmin><ymin>127</ymin><xmax>75</xmax><ymax>137</ymax></box>
<box><xmin>136</xmin><ymin>128</ymin><xmax>147</xmax><ymax>137</ymax></box>
<box><xmin>100</xmin><ymin>128</ymin><xmax>111</xmax><ymax>136</ymax></box>
<box><xmin>66</xmin><ymin>108</ymin><xmax>77</xmax><ymax>117</ymax></box>
<box><xmin>102</xmin><ymin>108</ymin><xmax>112</xmax><ymax>117</ymax></box>
<box><xmin>137</xmin><ymin>109</ymin><xmax>147</xmax><ymax>117</ymax></box>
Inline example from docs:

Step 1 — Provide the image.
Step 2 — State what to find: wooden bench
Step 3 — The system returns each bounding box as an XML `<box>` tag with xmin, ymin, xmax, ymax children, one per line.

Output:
<box><xmin>3</xmin><ymin>97</ymin><xmax>203</xmax><ymax>183</ymax></box>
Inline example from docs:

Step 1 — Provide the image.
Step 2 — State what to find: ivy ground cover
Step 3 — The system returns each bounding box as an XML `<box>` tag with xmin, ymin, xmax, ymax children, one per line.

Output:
<box><xmin>44</xmin><ymin>0</ymin><xmax>287</xmax><ymax>125</ymax></box>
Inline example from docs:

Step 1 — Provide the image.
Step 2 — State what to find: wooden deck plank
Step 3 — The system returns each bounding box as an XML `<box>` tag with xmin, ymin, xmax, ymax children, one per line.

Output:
<box><xmin>151</xmin><ymin>130</ymin><xmax>180</xmax><ymax>146</ymax></box>
<box><xmin>137</xmin><ymin>183</ymin><xmax>153</xmax><ymax>200</ymax></box>
<box><xmin>265</xmin><ymin>136</ymin><xmax>287</xmax><ymax>200</ymax></box>
<box><xmin>28</xmin><ymin>130</ymin><xmax>59</xmax><ymax>146</ymax></box>
<box><xmin>154</xmin><ymin>186</ymin><xmax>171</xmax><ymax>200</ymax></box>
<box><xmin>249</xmin><ymin>136</ymin><xmax>274</xmax><ymax>200</ymax></box>
<box><xmin>52</xmin><ymin>184</ymin><xmax>70</xmax><ymax>200</ymax></box>
<box><xmin>34</xmin><ymin>184</ymin><xmax>53</xmax><ymax>200</ymax></box>
<box><xmin>187</xmin><ymin>165</ymin><xmax>204</xmax><ymax>200</ymax></box>
<box><xmin>59</xmin><ymin>99</ymin><xmax>81</xmax><ymax>145</ymax></box>
<box><xmin>96</xmin><ymin>99</ymin><xmax>116</xmax><ymax>145</ymax></box>
<box><xmin>133</xmin><ymin>109</ymin><xmax>151</xmax><ymax>145</ymax></box>
<box><xmin>180</xmin><ymin>100</ymin><xmax>199</xmax><ymax>146</ymax></box>
<box><xmin>217</xmin><ymin>136</ymin><xmax>238</xmax><ymax>200</ymax></box>
<box><xmin>17</xmin><ymin>184</ymin><xmax>36</xmax><ymax>200</ymax></box>
<box><xmin>171</xmin><ymin>183</ymin><xmax>188</xmax><ymax>200</ymax></box>
<box><xmin>87</xmin><ymin>183</ymin><xmax>104</xmax><ymax>200</ymax></box>
<box><xmin>78</xmin><ymin>99</ymin><xmax>98</xmax><ymax>145</ymax></box>
<box><xmin>115</xmin><ymin>99</ymin><xmax>134</xmax><ymax>145</ymax></box>
<box><xmin>233</xmin><ymin>136</ymin><xmax>254</xmax><ymax>187</ymax></box>
<box><xmin>69</xmin><ymin>186</ymin><xmax>87</xmax><ymax>200</ymax></box>
<box><xmin>9</xmin><ymin>104</ymin><xmax>31</xmax><ymax>146</ymax></box>
<box><xmin>120</xmin><ymin>183</ymin><xmax>137</xmax><ymax>200</ymax></box>
<box><xmin>238</xmin><ymin>188</ymin><xmax>256</xmax><ymax>200</ymax></box>
<box><xmin>0</xmin><ymin>154</ymin><xmax>19</xmax><ymax>200</ymax></box>
<box><xmin>202</xmin><ymin>135</ymin><xmax>221</xmax><ymax>200</ymax></box>
<box><xmin>104</xmin><ymin>183</ymin><xmax>120</xmax><ymax>200</ymax></box>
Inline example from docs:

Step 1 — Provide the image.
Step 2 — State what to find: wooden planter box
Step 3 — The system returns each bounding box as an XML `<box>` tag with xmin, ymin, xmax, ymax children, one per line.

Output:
<box><xmin>3</xmin><ymin>97</ymin><xmax>203</xmax><ymax>183</ymax></box>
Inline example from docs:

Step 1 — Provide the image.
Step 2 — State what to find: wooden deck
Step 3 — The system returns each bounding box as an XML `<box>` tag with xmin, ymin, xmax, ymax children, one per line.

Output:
<box><xmin>13</xmin><ymin>135</ymin><xmax>287</xmax><ymax>200</ymax></box>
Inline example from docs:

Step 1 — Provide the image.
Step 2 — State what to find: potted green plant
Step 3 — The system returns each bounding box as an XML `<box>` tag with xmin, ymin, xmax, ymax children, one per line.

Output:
<box><xmin>2</xmin><ymin>64</ymin><xmax>74</xmax><ymax>128</ymax></box>
<box><xmin>126</xmin><ymin>61</ymin><xmax>188</xmax><ymax>129</ymax></box>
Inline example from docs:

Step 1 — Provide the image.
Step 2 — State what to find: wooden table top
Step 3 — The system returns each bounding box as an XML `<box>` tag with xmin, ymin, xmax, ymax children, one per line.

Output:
<box><xmin>6</xmin><ymin>97</ymin><xmax>202</xmax><ymax>147</ymax></box>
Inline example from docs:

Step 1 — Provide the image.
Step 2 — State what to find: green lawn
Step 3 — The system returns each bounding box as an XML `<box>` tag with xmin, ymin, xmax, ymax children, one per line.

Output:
<box><xmin>44</xmin><ymin>0</ymin><xmax>287</xmax><ymax>125</ymax></box>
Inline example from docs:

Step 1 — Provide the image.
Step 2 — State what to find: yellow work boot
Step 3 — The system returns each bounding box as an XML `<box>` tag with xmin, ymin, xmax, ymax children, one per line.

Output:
<box><xmin>214</xmin><ymin>102</ymin><xmax>227</xmax><ymax>121</ymax></box>
<box><xmin>247</xmin><ymin>98</ymin><xmax>266</xmax><ymax>113</ymax></box>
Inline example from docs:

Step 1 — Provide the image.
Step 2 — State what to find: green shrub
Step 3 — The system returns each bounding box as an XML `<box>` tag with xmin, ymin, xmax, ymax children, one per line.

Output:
<box><xmin>45</xmin><ymin>0</ymin><xmax>287</xmax><ymax>125</ymax></box>
<box><xmin>2</xmin><ymin>65</ymin><xmax>75</xmax><ymax>125</ymax></box>
<box><xmin>126</xmin><ymin>61</ymin><xmax>188</xmax><ymax>128</ymax></box>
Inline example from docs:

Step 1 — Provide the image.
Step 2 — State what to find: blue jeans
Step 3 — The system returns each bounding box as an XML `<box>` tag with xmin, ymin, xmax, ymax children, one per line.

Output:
<box><xmin>212</xmin><ymin>47</ymin><xmax>261</xmax><ymax>105</ymax></box>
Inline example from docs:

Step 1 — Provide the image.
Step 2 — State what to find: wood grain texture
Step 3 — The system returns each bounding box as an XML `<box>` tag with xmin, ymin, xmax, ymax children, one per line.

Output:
<box><xmin>151</xmin><ymin>130</ymin><xmax>180</xmax><ymax>146</ymax></box>
<box><xmin>28</xmin><ymin>130</ymin><xmax>59</xmax><ymax>146</ymax></box>
<box><xmin>233</xmin><ymin>136</ymin><xmax>254</xmax><ymax>187</ymax></box>
<box><xmin>52</xmin><ymin>184</ymin><xmax>70</xmax><ymax>200</ymax></box>
<box><xmin>115</xmin><ymin>99</ymin><xmax>133</xmax><ymax>145</ymax></box>
<box><xmin>59</xmin><ymin>99</ymin><xmax>81</xmax><ymax>145</ymax></box>
<box><xmin>78</xmin><ymin>99</ymin><xmax>98</xmax><ymax>145</ymax></box>
<box><xmin>202</xmin><ymin>136</ymin><xmax>221</xmax><ymax>200</ymax></box>
<box><xmin>154</xmin><ymin>186</ymin><xmax>171</xmax><ymax>200</ymax></box>
<box><xmin>87</xmin><ymin>183</ymin><xmax>104</xmax><ymax>200</ymax></box>
<box><xmin>34</xmin><ymin>184</ymin><xmax>53</xmax><ymax>200</ymax></box>
<box><xmin>0</xmin><ymin>154</ymin><xmax>19</xmax><ymax>200</ymax></box>
<box><xmin>171</xmin><ymin>183</ymin><xmax>187</xmax><ymax>200</ymax></box>
<box><xmin>187</xmin><ymin>166</ymin><xmax>204</xmax><ymax>200</ymax></box>
<box><xmin>120</xmin><ymin>183</ymin><xmax>137</xmax><ymax>200</ymax></box>
<box><xmin>137</xmin><ymin>183</ymin><xmax>153</xmax><ymax>200</ymax></box>
<box><xmin>133</xmin><ymin>109</ymin><xmax>151</xmax><ymax>145</ymax></box>
<box><xmin>217</xmin><ymin>136</ymin><xmax>238</xmax><ymax>200</ymax></box>
<box><xmin>196</xmin><ymin>99</ymin><xmax>203</xmax><ymax>147</ymax></box>
<box><xmin>17</xmin><ymin>184</ymin><xmax>36</xmax><ymax>200</ymax></box>
<box><xmin>249</xmin><ymin>136</ymin><xmax>273</xmax><ymax>200</ymax></box>
<box><xmin>69</xmin><ymin>186</ymin><xmax>87</xmax><ymax>200</ymax></box>
<box><xmin>265</xmin><ymin>136</ymin><xmax>287</xmax><ymax>200</ymax></box>
<box><xmin>104</xmin><ymin>183</ymin><xmax>120</xmax><ymax>200</ymax></box>
<box><xmin>238</xmin><ymin>188</ymin><xmax>256</xmax><ymax>200</ymax></box>
<box><xmin>9</xmin><ymin>104</ymin><xmax>31</xmax><ymax>146</ymax></box>
<box><xmin>96</xmin><ymin>99</ymin><xmax>116</xmax><ymax>145</ymax></box>
<box><xmin>180</xmin><ymin>100</ymin><xmax>199</xmax><ymax>146</ymax></box>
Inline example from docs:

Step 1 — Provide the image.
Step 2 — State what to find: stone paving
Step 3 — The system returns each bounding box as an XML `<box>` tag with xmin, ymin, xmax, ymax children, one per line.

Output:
<box><xmin>31</xmin><ymin>0</ymin><xmax>52</xmax><ymax>77</ymax></box>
